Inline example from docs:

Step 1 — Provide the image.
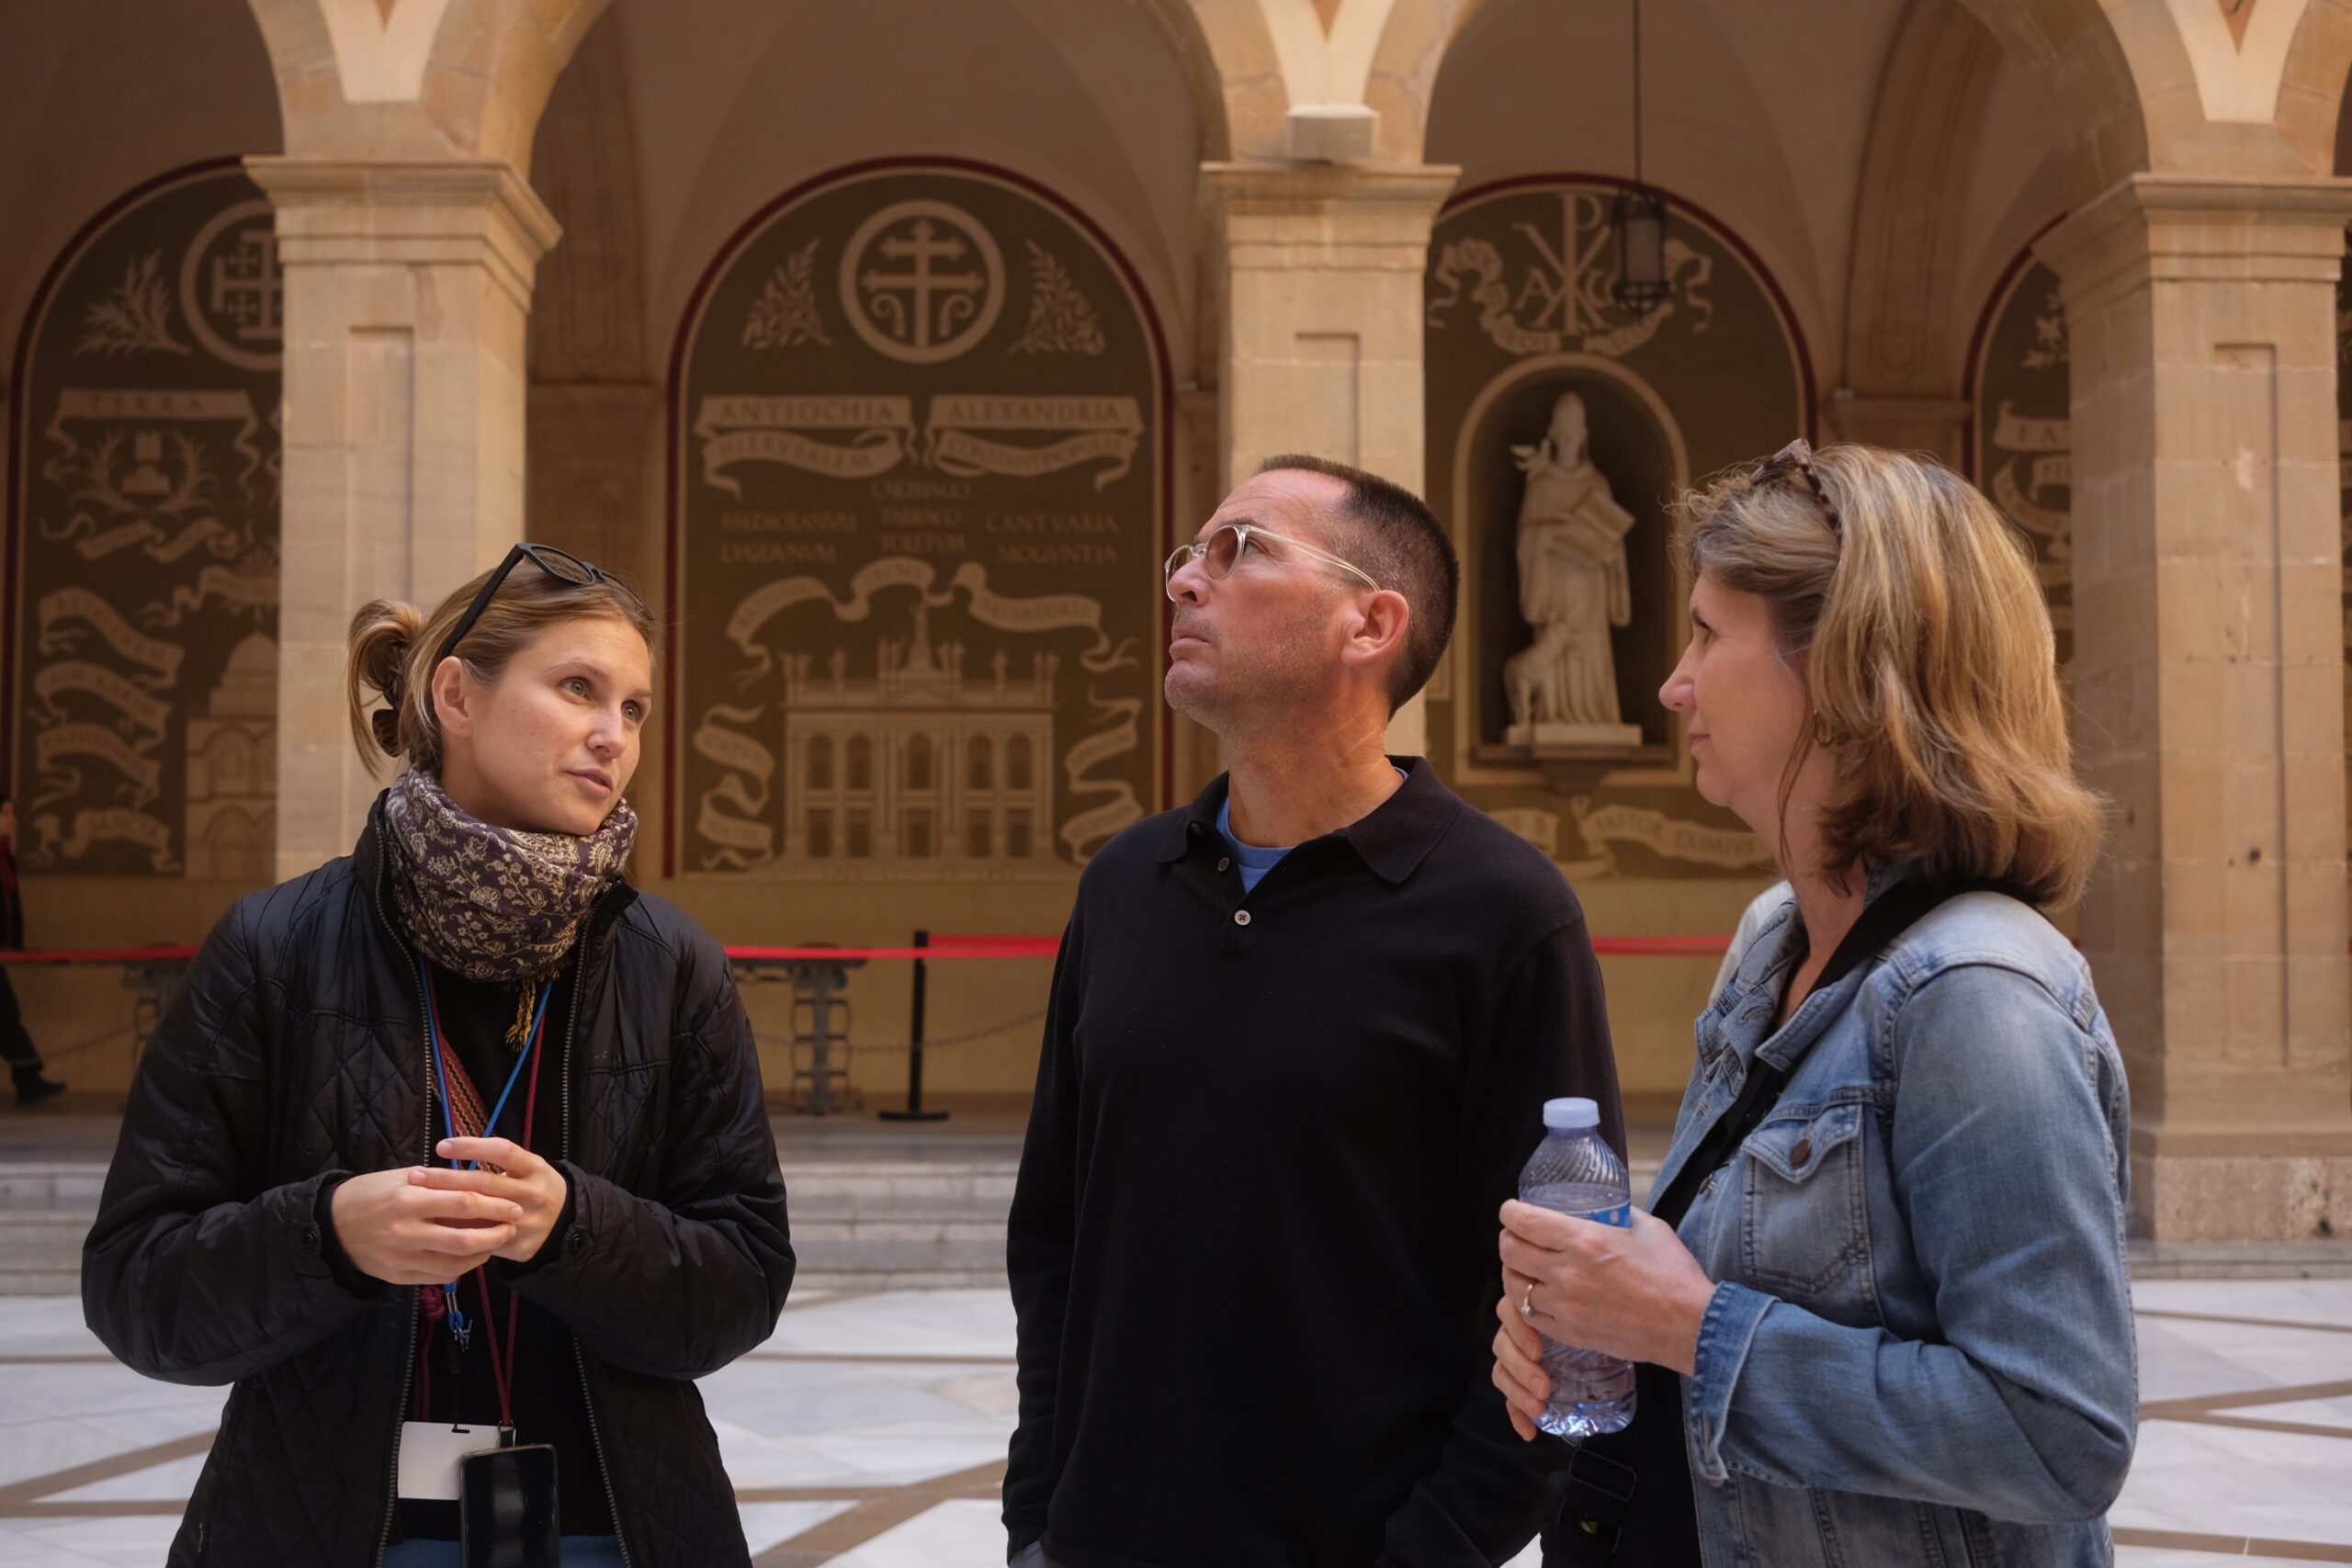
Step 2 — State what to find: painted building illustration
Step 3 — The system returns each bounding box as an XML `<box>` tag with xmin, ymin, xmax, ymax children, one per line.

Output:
<box><xmin>181</xmin><ymin>631</ymin><xmax>276</xmax><ymax>883</ymax></box>
<box><xmin>779</xmin><ymin>605</ymin><xmax>1056</xmax><ymax>877</ymax></box>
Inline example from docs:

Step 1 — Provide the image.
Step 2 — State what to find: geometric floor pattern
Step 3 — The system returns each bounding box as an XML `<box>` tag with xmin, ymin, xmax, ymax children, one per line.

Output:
<box><xmin>1</xmin><ymin>1280</ymin><xmax>2346</xmax><ymax>1565</ymax></box>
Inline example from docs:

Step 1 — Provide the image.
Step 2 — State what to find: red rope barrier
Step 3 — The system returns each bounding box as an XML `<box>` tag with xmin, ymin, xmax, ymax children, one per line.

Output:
<box><xmin>0</xmin><ymin>934</ymin><xmax>1729</xmax><ymax>964</ymax></box>
<box><xmin>57</xmin><ymin>933</ymin><xmax>2352</xmax><ymax>964</ymax></box>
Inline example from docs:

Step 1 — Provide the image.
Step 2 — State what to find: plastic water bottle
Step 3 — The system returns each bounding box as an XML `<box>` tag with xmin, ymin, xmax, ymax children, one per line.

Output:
<box><xmin>1517</xmin><ymin>1097</ymin><xmax>1636</xmax><ymax>1438</ymax></box>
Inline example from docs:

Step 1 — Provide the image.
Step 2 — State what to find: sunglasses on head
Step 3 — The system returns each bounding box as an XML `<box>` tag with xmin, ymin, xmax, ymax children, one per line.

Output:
<box><xmin>431</xmin><ymin>543</ymin><xmax>640</xmax><ymax>672</ymax></box>
<box><xmin>1749</xmin><ymin>438</ymin><xmax>1842</xmax><ymax>533</ymax></box>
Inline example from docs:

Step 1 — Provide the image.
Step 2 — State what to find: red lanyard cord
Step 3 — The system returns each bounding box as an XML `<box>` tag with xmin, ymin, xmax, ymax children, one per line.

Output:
<box><xmin>469</xmin><ymin>1012</ymin><xmax>547</xmax><ymax>1427</ymax></box>
<box><xmin>413</xmin><ymin>986</ymin><xmax>552</xmax><ymax>1429</ymax></box>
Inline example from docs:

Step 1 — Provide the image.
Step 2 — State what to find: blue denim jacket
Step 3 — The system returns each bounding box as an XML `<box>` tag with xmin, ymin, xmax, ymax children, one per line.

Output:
<box><xmin>1657</xmin><ymin>873</ymin><xmax>2136</xmax><ymax>1567</ymax></box>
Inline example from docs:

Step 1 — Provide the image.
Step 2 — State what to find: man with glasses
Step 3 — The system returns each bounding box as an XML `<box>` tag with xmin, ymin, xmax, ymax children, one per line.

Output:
<box><xmin>1004</xmin><ymin>457</ymin><xmax>1623</xmax><ymax>1568</ymax></box>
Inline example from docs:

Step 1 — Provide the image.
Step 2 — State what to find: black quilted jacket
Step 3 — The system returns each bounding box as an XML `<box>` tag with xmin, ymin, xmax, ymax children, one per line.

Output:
<box><xmin>83</xmin><ymin>803</ymin><xmax>794</xmax><ymax>1566</ymax></box>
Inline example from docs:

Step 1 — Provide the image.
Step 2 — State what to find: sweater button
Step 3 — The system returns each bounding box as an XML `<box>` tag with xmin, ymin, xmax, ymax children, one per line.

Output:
<box><xmin>1233</xmin><ymin>909</ymin><xmax>1251</xmax><ymax>926</ymax></box>
<box><xmin>301</xmin><ymin>1225</ymin><xmax>321</xmax><ymax>1255</ymax></box>
<box><xmin>1217</xmin><ymin>857</ymin><xmax>1231</xmax><ymax>872</ymax></box>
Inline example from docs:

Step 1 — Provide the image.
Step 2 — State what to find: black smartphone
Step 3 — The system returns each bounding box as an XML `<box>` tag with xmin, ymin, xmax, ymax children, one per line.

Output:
<box><xmin>457</xmin><ymin>1441</ymin><xmax>559</xmax><ymax>1568</ymax></box>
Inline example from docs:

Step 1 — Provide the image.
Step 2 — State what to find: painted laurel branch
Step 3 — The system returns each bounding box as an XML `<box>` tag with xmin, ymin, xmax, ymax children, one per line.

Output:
<box><xmin>78</xmin><ymin>252</ymin><xmax>190</xmax><ymax>358</ymax></box>
<box><xmin>744</xmin><ymin>239</ymin><xmax>832</xmax><ymax>351</ymax></box>
<box><xmin>1010</xmin><ymin>241</ymin><xmax>1104</xmax><ymax>356</ymax></box>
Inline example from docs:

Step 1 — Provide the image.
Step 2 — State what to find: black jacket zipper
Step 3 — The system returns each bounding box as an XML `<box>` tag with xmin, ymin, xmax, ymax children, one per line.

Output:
<box><xmin>366</xmin><ymin>854</ymin><xmax>431</xmax><ymax>1568</ymax></box>
<box><xmin>560</xmin><ymin>926</ymin><xmax>635</xmax><ymax>1565</ymax></box>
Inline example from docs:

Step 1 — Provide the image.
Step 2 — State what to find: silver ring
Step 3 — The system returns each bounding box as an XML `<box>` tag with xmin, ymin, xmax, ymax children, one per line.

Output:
<box><xmin>1519</xmin><ymin>1281</ymin><xmax>1536</xmax><ymax>1321</ymax></box>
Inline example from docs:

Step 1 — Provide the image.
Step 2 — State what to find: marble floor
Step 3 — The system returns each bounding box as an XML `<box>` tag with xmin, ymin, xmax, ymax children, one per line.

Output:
<box><xmin>0</xmin><ymin>1280</ymin><xmax>2345</xmax><ymax>1566</ymax></box>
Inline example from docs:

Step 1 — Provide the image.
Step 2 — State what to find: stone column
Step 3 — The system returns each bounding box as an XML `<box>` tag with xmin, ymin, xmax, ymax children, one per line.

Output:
<box><xmin>1201</xmin><ymin>162</ymin><xmax>1458</xmax><ymax>755</ymax></box>
<box><xmin>2039</xmin><ymin>175</ymin><xmax>2352</xmax><ymax>1243</ymax></box>
<box><xmin>246</xmin><ymin>157</ymin><xmax>560</xmax><ymax>878</ymax></box>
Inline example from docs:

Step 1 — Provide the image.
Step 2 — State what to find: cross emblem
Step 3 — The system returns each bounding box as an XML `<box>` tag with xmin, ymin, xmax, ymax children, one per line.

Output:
<box><xmin>860</xmin><ymin>220</ymin><xmax>984</xmax><ymax>352</ymax></box>
<box><xmin>1512</xmin><ymin>193</ymin><xmax>1614</xmax><ymax>339</ymax></box>
<box><xmin>837</xmin><ymin>199</ymin><xmax>1006</xmax><ymax>365</ymax></box>
<box><xmin>208</xmin><ymin>228</ymin><xmax>281</xmax><ymax>343</ymax></box>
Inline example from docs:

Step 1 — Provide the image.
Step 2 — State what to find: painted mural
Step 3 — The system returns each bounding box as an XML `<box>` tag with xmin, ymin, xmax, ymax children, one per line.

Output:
<box><xmin>7</xmin><ymin>164</ymin><xmax>280</xmax><ymax>880</ymax></box>
<box><xmin>1423</xmin><ymin>178</ymin><xmax>1808</xmax><ymax>878</ymax></box>
<box><xmin>671</xmin><ymin>164</ymin><xmax>1164</xmax><ymax>879</ymax></box>
<box><xmin>1972</xmin><ymin>257</ymin><xmax>2072</xmax><ymax>670</ymax></box>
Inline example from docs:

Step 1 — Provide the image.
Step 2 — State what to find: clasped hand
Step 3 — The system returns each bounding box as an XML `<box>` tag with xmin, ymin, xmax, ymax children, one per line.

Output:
<box><xmin>329</xmin><ymin>1137</ymin><xmax>569</xmax><ymax>1286</ymax></box>
<box><xmin>1490</xmin><ymin>1199</ymin><xmax>1717</xmax><ymax>1442</ymax></box>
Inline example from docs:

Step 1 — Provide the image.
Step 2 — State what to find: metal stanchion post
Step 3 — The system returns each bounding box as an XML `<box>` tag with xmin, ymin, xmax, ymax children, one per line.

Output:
<box><xmin>879</xmin><ymin>929</ymin><xmax>947</xmax><ymax>1122</ymax></box>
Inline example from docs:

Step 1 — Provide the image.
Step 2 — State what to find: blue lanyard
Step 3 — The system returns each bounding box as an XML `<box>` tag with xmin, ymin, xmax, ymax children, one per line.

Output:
<box><xmin>418</xmin><ymin>961</ymin><xmax>554</xmax><ymax>1347</ymax></box>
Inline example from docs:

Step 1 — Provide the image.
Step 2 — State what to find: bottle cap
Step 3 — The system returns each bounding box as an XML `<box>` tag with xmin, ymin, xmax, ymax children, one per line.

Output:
<box><xmin>1542</xmin><ymin>1097</ymin><xmax>1600</xmax><ymax>1131</ymax></box>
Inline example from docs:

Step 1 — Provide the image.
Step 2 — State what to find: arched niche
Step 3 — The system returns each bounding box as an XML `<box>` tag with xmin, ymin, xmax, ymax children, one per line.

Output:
<box><xmin>1963</xmin><ymin>240</ymin><xmax>2072</xmax><ymax>671</ymax></box>
<box><xmin>667</xmin><ymin>158</ymin><xmax>1170</xmax><ymax>882</ymax></box>
<box><xmin>1457</xmin><ymin>359</ymin><xmax>1687</xmax><ymax>770</ymax></box>
<box><xmin>1426</xmin><ymin>175</ymin><xmax>1808</xmax><ymax>826</ymax></box>
<box><xmin>5</xmin><ymin>160</ymin><xmax>280</xmax><ymax>878</ymax></box>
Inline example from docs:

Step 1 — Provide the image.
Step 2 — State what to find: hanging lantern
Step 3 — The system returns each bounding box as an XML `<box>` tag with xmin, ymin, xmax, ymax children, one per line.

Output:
<box><xmin>1608</xmin><ymin>0</ymin><xmax>1668</xmax><ymax>316</ymax></box>
<box><xmin>1611</xmin><ymin>187</ymin><xmax>1668</xmax><ymax>314</ymax></box>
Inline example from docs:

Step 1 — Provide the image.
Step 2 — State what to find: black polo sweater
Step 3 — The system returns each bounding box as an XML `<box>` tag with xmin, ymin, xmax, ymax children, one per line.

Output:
<box><xmin>1004</xmin><ymin>759</ymin><xmax>1623</xmax><ymax>1568</ymax></box>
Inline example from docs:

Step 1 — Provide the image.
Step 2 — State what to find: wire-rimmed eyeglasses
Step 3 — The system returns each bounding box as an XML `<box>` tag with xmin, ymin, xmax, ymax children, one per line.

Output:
<box><xmin>1162</xmin><ymin>523</ymin><xmax>1380</xmax><ymax>604</ymax></box>
<box><xmin>1748</xmin><ymin>438</ymin><xmax>1843</xmax><ymax>533</ymax></box>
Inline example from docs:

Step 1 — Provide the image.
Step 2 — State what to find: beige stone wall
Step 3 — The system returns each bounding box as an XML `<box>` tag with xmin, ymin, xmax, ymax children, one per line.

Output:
<box><xmin>2041</xmin><ymin>176</ymin><xmax>2352</xmax><ymax>1241</ymax></box>
<box><xmin>6</xmin><ymin>0</ymin><xmax>2352</xmax><ymax>1244</ymax></box>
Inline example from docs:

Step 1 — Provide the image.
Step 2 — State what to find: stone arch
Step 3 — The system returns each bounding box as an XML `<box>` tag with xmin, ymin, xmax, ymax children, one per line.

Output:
<box><xmin>529</xmin><ymin>9</ymin><xmax>643</xmax><ymax>384</ymax></box>
<box><xmin>1154</xmin><ymin>0</ymin><xmax>1288</xmax><ymax>161</ymax></box>
<box><xmin>2288</xmin><ymin>0</ymin><xmax>2352</xmax><ymax>171</ymax></box>
<box><xmin>1366</xmin><ymin>0</ymin><xmax>1496</xmax><ymax>164</ymax></box>
<box><xmin>241</xmin><ymin>0</ymin><xmax>612</xmax><ymax>169</ymax></box>
<box><xmin>1837</xmin><ymin>0</ymin><xmax>2007</xmax><ymax>459</ymax></box>
<box><xmin>1946</xmin><ymin>0</ymin><xmax>2159</xmax><ymax>197</ymax></box>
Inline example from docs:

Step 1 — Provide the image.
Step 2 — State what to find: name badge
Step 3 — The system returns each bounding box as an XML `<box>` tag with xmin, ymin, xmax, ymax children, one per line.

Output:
<box><xmin>397</xmin><ymin>1420</ymin><xmax>514</xmax><ymax>1501</ymax></box>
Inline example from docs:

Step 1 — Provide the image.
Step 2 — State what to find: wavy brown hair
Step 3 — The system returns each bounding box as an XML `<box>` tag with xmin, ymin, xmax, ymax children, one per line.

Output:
<box><xmin>345</xmin><ymin>559</ymin><xmax>658</xmax><ymax>777</ymax></box>
<box><xmin>1678</xmin><ymin>444</ymin><xmax>2105</xmax><ymax>908</ymax></box>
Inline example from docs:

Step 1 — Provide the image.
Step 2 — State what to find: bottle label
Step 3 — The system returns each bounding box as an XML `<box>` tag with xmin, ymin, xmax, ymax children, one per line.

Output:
<box><xmin>1582</xmin><ymin>1203</ymin><xmax>1632</xmax><ymax>1228</ymax></box>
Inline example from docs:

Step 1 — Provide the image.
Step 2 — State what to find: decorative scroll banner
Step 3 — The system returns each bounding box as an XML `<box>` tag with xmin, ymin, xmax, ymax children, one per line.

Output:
<box><xmin>37</xmin><ymin>588</ymin><xmax>185</xmax><ymax>686</ymax></box>
<box><xmin>727</xmin><ymin>556</ymin><xmax>1132</xmax><ymax>678</ymax></box>
<box><xmin>1057</xmin><ymin>692</ymin><xmax>1145</xmax><ymax>859</ymax></box>
<box><xmin>32</xmin><ymin>661</ymin><xmax>172</xmax><ymax>737</ymax></box>
<box><xmin>692</xmin><ymin>704</ymin><xmax>776</xmax><ymax>811</ymax></box>
<box><xmin>1570</xmin><ymin>799</ymin><xmax>1770</xmax><ymax>872</ymax></box>
<box><xmin>692</xmin><ymin>704</ymin><xmax>779</xmax><ymax>868</ymax></box>
<box><xmin>44</xmin><ymin>388</ymin><xmax>265</xmax><ymax>490</ymax></box>
<box><xmin>926</xmin><ymin>395</ymin><xmax>1142</xmax><ymax>490</ymax></box>
<box><xmin>146</xmin><ymin>564</ymin><xmax>279</xmax><ymax>627</ymax></box>
<box><xmin>29</xmin><ymin>807</ymin><xmax>181</xmax><ymax>874</ymax></box>
<box><xmin>695</xmin><ymin>395</ymin><xmax>915</xmax><ymax>495</ymax></box>
<box><xmin>62</xmin><ymin>513</ymin><xmax>229</xmax><ymax>563</ymax></box>
<box><xmin>32</xmin><ymin>723</ymin><xmax>163</xmax><ymax>807</ymax></box>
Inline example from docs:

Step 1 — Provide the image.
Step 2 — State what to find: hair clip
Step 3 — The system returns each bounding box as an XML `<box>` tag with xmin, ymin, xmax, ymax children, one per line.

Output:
<box><xmin>370</xmin><ymin>708</ymin><xmax>401</xmax><ymax>751</ymax></box>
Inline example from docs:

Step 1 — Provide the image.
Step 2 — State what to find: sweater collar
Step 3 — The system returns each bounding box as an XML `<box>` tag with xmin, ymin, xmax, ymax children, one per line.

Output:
<box><xmin>1156</xmin><ymin>754</ymin><xmax>1454</xmax><ymax>886</ymax></box>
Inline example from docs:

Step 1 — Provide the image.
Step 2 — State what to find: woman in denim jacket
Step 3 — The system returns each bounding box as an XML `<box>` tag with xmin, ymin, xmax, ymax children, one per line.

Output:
<box><xmin>1494</xmin><ymin>444</ymin><xmax>2134</xmax><ymax>1566</ymax></box>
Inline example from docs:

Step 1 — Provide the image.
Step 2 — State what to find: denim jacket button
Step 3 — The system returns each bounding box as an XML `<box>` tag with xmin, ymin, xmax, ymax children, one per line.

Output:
<box><xmin>1792</xmin><ymin>1136</ymin><xmax>1813</xmax><ymax>1168</ymax></box>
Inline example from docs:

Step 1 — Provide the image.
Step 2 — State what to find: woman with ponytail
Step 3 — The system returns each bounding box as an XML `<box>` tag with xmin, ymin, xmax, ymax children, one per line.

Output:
<box><xmin>85</xmin><ymin>546</ymin><xmax>793</xmax><ymax>1568</ymax></box>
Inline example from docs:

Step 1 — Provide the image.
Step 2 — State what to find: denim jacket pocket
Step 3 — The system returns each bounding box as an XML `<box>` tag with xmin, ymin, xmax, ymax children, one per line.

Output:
<box><xmin>1739</xmin><ymin>1100</ymin><xmax>1873</xmax><ymax>1302</ymax></box>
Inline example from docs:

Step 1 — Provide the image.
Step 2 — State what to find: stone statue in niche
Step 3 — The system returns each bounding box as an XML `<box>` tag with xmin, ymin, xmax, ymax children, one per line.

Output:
<box><xmin>1504</xmin><ymin>391</ymin><xmax>1643</xmax><ymax>749</ymax></box>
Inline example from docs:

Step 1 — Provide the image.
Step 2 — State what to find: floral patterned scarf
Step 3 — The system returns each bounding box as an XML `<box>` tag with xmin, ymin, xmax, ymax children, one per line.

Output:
<box><xmin>380</xmin><ymin>767</ymin><xmax>636</xmax><ymax>984</ymax></box>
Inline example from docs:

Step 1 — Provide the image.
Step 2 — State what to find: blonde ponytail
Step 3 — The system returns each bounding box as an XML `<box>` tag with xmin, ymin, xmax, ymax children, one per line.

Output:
<box><xmin>346</xmin><ymin>600</ymin><xmax>424</xmax><ymax>775</ymax></box>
